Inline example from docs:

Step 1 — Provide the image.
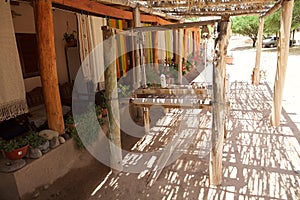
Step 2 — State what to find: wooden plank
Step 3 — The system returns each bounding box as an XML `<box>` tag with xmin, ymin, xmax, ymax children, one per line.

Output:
<box><xmin>209</xmin><ymin>16</ymin><xmax>231</xmax><ymax>186</ymax></box>
<box><xmin>34</xmin><ymin>0</ymin><xmax>64</xmax><ymax>134</ymax></box>
<box><xmin>140</xmin><ymin>15</ymin><xmax>174</xmax><ymax>25</ymax></box>
<box><xmin>134</xmin><ymin>87</ymin><xmax>208</xmax><ymax>95</ymax></box>
<box><xmin>270</xmin><ymin>0</ymin><xmax>294</xmax><ymax>126</ymax></box>
<box><xmin>130</xmin><ymin>20</ymin><xmax>219</xmax><ymax>33</ymax></box>
<box><xmin>131</xmin><ymin>97</ymin><xmax>212</xmax><ymax>109</ymax></box>
<box><xmin>102</xmin><ymin>26</ymin><xmax>123</xmax><ymax>172</ymax></box>
<box><xmin>253</xmin><ymin>16</ymin><xmax>264</xmax><ymax>85</ymax></box>
<box><xmin>261</xmin><ymin>0</ymin><xmax>283</xmax><ymax>17</ymax></box>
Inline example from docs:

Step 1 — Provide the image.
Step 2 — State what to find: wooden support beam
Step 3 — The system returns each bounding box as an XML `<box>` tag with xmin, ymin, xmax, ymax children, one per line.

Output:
<box><xmin>140</xmin><ymin>32</ymin><xmax>147</xmax><ymax>87</ymax></box>
<box><xmin>173</xmin><ymin>29</ymin><xmax>178</xmax><ymax>68</ymax></box>
<box><xmin>102</xmin><ymin>26</ymin><xmax>123</xmax><ymax>172</ymax></box>
<box><xmin>178</xmin><ymin>29</ymin><xmax>183</xmax><ymax>84</ymax></box>
<box><xmin>133</xmin><ymin>7</ymin><xmax>141</xmax><ymax>89</ymax></box>
<box><xmin>130</xmin><ymin>20</ymin><xmax>218</xmax><ymax>33</ymax></box>
<box><xmin>152</xmin><ymin>31</ymin><xmax>159</xmax><ymax>73</ymax></box>
<box><xmin>140</xmin><ymin>15</ymin><xmax>173</xmax><ymax>25</ymax></box>
<box><xmin>33</xmin><ymin>0</ymin><xmax>64</xmax><ymax>134</ymax></box>
<box><xmin>143</xmin><ymin>107</ymin><xmax>150</xmax><ymax>134</ymax></box>
<box><xmin>271</xmin><ymin>0</ymin><xmax>294</xmax><ymax>126</ymax></box>
<box><xmin>210</xmin><ymin>16</ymin><xmax>231</xmax><ymax>186</ymax></box>
<box><xmin>253</xmin><ymin>17</ymin><xmax>265</xmax><ymax>86</ymax></box>
<box><xmin>53</xmin><ymin>0</ymin><xmax>132</xmax><ymax>20</ymax></box>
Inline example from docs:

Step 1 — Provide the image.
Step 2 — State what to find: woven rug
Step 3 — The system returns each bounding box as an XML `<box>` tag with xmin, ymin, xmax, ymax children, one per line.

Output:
<box><xmin>0</xmin><ymin>0</ymin><xmax>28</xmax><ymax>121</ymax></box>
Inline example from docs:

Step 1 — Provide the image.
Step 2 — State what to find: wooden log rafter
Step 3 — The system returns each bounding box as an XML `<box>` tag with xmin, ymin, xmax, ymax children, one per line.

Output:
<box><xmin>52</xmin><ymin>0</ymin><xmax>173</xmax><ymax>24</ymax></box>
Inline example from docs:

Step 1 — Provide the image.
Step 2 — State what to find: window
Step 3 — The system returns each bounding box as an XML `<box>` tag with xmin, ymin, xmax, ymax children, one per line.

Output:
<box><xmin>15</xmin><ymin>33</ymin><xmax>40</xmax><ymax>78</ymax></box>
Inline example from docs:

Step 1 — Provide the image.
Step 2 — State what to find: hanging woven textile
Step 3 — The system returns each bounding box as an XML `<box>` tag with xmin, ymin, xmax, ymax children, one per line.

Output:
<box><xmin>146</xmin><ymin>31</ymin><xmax>153</xmax><ymax>64</ymax></box>
<box><xmin>77</xmin><ymin>14</ymin><xmax>107</xmax><ymax>85</ymax></box>
<box><xmin>0</xmin><ymin>0</ymin><xmax>28</xmax><ymax>121</ymax></box>
<box><xmin>189</xmin><ymin>30</ymin><xmax>193</xmax><ymax>56</ymax></box>
<box><xmin>108</xmin><ymin>19</ymin><xmax>128</xmax><ymax>78</ymax></box>
<box><xmin>157</xmin><ymin>31</ymin><xmax>166</xmax><ymax>61</ymax></box>
<box><xmin>165</xmin><ymin>30</ymin><xmax>173</xmax><ymax>62</ymax></box>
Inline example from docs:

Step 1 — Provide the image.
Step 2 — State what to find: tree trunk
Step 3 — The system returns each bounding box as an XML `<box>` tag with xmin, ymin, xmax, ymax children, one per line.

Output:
<box><xmin>252</xmin><ymin>38</ymin><xmax>257</xmax><ymax>47</ymax></box>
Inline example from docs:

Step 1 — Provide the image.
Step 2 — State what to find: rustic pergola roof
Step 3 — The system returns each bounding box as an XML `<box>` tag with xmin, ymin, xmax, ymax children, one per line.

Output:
<box><xmin>95</xmin><ymin>0</ymin><xmax>282</xmax><ymax>20</ymax></box>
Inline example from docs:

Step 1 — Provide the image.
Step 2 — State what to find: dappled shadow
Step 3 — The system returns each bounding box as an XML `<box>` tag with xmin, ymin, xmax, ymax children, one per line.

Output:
<box><xmin>88</xmin><ymin>82</ymin><xmax>300</xmax><ymax>200</ymax></box>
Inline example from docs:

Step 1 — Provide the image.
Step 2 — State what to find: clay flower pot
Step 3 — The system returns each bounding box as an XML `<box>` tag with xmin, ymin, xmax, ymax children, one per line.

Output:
<box><xmin>4</xmin><ymin>145</ymin><xmax>29</xmax><ymax>160</ymax></box>
<box><xmin>226</xmin><ymin>56</ymin><xmax>233</xmax><ymax>65</ymax></box>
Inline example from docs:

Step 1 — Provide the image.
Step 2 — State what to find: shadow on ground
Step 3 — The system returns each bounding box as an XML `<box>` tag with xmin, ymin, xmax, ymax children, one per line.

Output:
<box><xmin>88</xmin><ymin>82</ymin><xmax>300</xmax><ymax>200</ymax></box>
<box><xmin>26</xmin><ymin>82</ymin><xmax>300</xmax><ymax>200</ymax></box>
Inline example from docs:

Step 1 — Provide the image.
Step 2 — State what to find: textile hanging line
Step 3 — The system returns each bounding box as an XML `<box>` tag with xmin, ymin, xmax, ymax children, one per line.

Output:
<box><xmin>0</xmin><ymin>0</ymin><xmax>28</xmax><ymax>121</ymax></box>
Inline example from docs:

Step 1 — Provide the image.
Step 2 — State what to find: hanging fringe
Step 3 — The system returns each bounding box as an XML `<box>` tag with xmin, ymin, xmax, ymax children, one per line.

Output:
<box><xmin>0</xmin><ymin>99</ymin><xmax>28</xmax><ymax>122</ymax></box>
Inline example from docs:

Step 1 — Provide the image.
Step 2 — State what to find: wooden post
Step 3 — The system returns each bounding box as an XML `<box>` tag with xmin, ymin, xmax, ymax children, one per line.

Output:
<box><xmin>102</xmin><ymin>26</ymin><xmax>123</xmax><ymax>172</ymax></box>
<box><xmin>210</xmin><ymin>16</ymin><xmax>231</xmax><ymax>186</ymax></box>
<box><xmin>177</xmin><ymin>29</ymin><xmax>183</xmax><ymax>84</ymax></box>
<box><xmin>173</xmin><ymin>29</ymin><xmax>178</xmax><ymax>63</ymax></box>
<box><xmin>133</xmin><ymin>7</ymin><xmax>141</xmax><ymax>88</ymax></box>
<box><xmin>140</xmin><ymin>32</ymin><xmax>147</xmax><ymax>87</ymax></box>
<box><xmin>253</xmin><ymin>17</ymin><xmax>265</xmax><ymax>85</ymax></box>
<box><xmin>152</xmin><ymin>30</ymin><xmax>159</xmax><ymax>73</ymax></box>
<box><xmin>271</xmin><ymin>0</ymin><xmax>294</xmax><ymax>126</ymax></box>
<box><xmin>143</xmin><ymin>107</ymin><xmax>150</xmax><ymax>134</ymax></box>
<box><xmin>33</xmin><ymin>0</ymin><xmax>64</xmax><ymax>134</ymax></box>
<box><xmin>131</xmin><ymin>29</ymin><xmax>136</xmax><ymax>85</ymax></box>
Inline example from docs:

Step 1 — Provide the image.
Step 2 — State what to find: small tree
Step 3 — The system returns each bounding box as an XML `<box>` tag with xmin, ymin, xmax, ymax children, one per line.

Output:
<box><xmin>231</xmin><ymin>16</ymin><xmax>259</xmax><ymax>47</ymax></box>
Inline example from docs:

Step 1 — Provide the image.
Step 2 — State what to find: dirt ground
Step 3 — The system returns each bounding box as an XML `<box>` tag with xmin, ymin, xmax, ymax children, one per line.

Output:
<box><xmin>24</xmin><ymin>41</ymin><xmax>300</xmax><ymax>200</ymax></box>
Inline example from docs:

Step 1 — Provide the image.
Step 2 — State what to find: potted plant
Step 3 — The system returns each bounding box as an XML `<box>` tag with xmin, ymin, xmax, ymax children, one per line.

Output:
<box><xmin>0</xmin><ymin>137</ymin><xmax>29</xmax><ymax>160</ymax></box>
<box><xmin>26</xmin><ymin>131</ymin><xmax>47</xmax><ymax>149</ymax></box>
<box><xmin>97</xmin><ymin>91</ymin><xmax>108</xmax><ymax>117</ymax></box>
<box><xmin>63</xmin><ymin>30</ymin><xmax>77</xmax><ymax>47</ymax></box>
<box><xmin>226</xmin><ymin>53</ymin><xmax>234</xmax><ymax>65</ymax></box>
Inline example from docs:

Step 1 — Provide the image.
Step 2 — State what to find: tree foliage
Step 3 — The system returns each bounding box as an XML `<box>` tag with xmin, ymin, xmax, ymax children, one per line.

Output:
<box><xmin>264</xmin><ymin>0</ymin><xmax>300</xmax><ymax>35</ymax></box>
<box><xmin>231</xmin><ymin>15</ymin><xmax>259</xmax><ymax>47</ymax></box>
<box><xmin>232</xmin><ymin>0</ymin><xmax>300</xmax><ymax>45</ymax></box>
